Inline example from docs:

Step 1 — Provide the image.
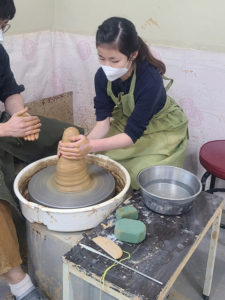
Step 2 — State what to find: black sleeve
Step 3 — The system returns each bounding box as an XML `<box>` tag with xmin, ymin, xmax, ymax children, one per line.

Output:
<box><xmin>124</xmin><ymin>68</ymin><xmax>166</xmax><ymax>143</ymax></box>
<box><xmin>0</xmin><ymin>45</ymin><xmax>25</xmax><ymax>103</ymax></box>
<box><xmin>94</xmin><ymin>68</ymin><xmax>115</xmax><ymax>121</ymax></box>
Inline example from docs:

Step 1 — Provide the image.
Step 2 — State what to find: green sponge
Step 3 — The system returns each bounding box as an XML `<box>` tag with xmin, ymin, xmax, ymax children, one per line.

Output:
<box><xmin>114</xmin><ymin>218</ymin><xmax>146</xmax><ymax>244</ymax></box>
<box><xmin>115</xmin><ymin>205</ymin><xmax>139</xmax><ymax>220</ymax></box>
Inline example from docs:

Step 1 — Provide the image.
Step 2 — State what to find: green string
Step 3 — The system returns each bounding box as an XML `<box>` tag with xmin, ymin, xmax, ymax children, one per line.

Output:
<box><xmin>99</xmin><ymin>251</ymin><xmax>131</xmax><ymax>300</ymax></box>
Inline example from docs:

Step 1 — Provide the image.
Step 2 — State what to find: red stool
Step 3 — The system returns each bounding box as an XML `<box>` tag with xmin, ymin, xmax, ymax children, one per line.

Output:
<box><xmin>200</xmin><ymin>140</ymin><xmax>225</xmax><ymax>228</ymax></box>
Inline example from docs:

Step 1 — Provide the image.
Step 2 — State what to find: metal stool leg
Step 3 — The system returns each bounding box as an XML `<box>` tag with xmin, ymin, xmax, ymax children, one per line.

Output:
<box><xmin>201</xmin><ymin>171</ymin><xmax>211</xmax><ymax>191</ymax></box>
<box><xmin>206</xmin><ymin>188</ymin><xmax>225</xmax><ymax>193</ymax></box>
<box><xmin>205</xmin><ymin>185</ymin><xmax>225</xmax><ymax>229</ymax></box>
<box><xmin>220</xmin><ymin>223</ymin><xmax>225</xmax><ymax>229</ymax></box>
<box><xmin>202</xmin><ymin>172</ymin><xmax>225</xmax><ymax>229</ymax></box>
<box><xmin>209</xmin><ymin>175</ymin><xmax>216</xmax><ymax>192</ymax></box>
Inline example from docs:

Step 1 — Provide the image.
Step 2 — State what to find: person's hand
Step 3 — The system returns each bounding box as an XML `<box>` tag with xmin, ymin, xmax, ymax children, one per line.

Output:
<box><xmin>57</xmin><ymin>134</ymin><xmax>92</xmax><ymax>160</ymax></box>
<box><xmin>3</xmin><ymin>107</ymin><xmax>41</xmax><ymax>140</ymax></box>
<box><xmin>17</xmin><ymin>109</ymin><xmax>41</xmax><ymax>141</ymax></box>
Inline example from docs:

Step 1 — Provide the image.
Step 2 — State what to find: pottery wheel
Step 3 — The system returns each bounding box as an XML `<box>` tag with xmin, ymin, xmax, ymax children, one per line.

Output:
<box><xmin>28</xmin><ymin>164</ymin><xmax>115</xmax><ymax>209</ymax></box>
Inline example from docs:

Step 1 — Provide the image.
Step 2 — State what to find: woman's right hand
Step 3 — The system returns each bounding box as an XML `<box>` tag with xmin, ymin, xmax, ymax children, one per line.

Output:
<box><xmin>57</xmin><ymin>135</ymin><xmax>92</xmax><ymax>160</ymax></box>
<box><xmin>2</xmin><ymin>108</ymin><xmax>41</xmax><ymax>139</ymax></box>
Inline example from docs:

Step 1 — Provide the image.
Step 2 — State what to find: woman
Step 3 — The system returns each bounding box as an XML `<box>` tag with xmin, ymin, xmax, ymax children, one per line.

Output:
<box><xmin>58</xmin><ymin>17</ymin><xmax>188</xmax><ymax>189</ymax></box>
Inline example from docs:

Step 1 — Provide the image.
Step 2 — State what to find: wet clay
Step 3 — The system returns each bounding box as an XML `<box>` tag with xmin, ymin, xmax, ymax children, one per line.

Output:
<box><xmin>54</xmin><ymin>127</ymin><xmax>92</xmax><ymax>192</ymax></box>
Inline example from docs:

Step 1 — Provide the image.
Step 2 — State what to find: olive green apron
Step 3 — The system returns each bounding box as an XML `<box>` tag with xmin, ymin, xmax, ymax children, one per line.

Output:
<box><xmin>0</xmin><ymin>111</ymin><xmax>83</xmax><ymax>211</ymax></box>
<box><xmin>100</xmin><ymin>66</ymin><xmax>188</xmax><ymax>189</ymax></box>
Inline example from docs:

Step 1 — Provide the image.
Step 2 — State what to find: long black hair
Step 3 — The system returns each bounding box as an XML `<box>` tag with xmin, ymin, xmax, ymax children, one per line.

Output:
<box><xmin>96</xmin><ymin>17</ymin><xmax>166</xmax><ymax>75</ymax></box>
<box><xmin>0</xmin><ymin>0</ymin><xmax>16</xmax><ymax>20</ymax></box>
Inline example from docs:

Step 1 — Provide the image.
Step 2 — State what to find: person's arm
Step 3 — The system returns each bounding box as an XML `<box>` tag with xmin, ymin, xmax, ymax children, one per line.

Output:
<box><xmin>58</xmin><ymin>132</ymin><xmax>133</xmax><ymax>160</ymax></box>
<box><xmin>0</xmin><ymin>94</ymin><xmax>41</xmax><ymax>139</ymax></box>
<box><xmin>0</xmin><ymin>47</ymin><xmax>41</xmax><ymax>139</ymax></box>
<box><xmin>4</xmin><ymin>93</ymin><xmax>24</xmax><ymax>115</ymax></box>
<box><xmin>87</xmin><ymin>118</ymin><xmax>134</xmax><ymax>152</ymax></box>
<box><xmin>58</xmin><ymin>116</ymin><xmax>133</xmax><ymax>159</ymax></box>
<box><xmin>87</xmin><ymin>118</ymin><xmax>110</xmax><ymax>139</ymax></box>
<box><xmin>123</xmin><ymin>65</ymin><xmax>166</xmax><ymax>143</ymax></box>
<box><xmin>89</xmin><ymin>132</ymin><xmax>133</xmax><ymax>152</ymax></box>
<box><xmin>0</xmin><ymin>105</ymin><xmax>41</xmax><ymax>138</ymax></box>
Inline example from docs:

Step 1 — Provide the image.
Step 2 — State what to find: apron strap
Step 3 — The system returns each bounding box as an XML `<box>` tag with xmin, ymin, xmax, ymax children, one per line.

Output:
<box><xmin>128</xmin><ymin>63</ymin><xmax>136</xmax><ymax>94</ymax></box>
<box><xmin>107</xmin><ymin>81</ymin><xmax>120</xmax><ymax>105</ymax></box>
<box><xmin>107</xmin><ymin>81</ymin><xmax>112</xmax><ymax>97</ymax></box>
<box><xmin>162</xmin><ymin>75</ymin><xmax>174</xmax><ymax>92</ymax></box>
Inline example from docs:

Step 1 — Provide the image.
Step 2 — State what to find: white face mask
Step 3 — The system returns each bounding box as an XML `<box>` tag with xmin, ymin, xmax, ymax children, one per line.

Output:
<box><xmin>101</xmin><ymin>65</ymin><xmax>129</xmax><ymax>81</ymax></box>
<box><xmin>0</xmin><ymin>30</ymin><xmax>3</xmax><ymax>42</ymax></box>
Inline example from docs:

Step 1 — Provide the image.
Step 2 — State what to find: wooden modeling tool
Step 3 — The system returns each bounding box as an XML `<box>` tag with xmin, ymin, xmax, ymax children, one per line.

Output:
<box><xmin>92</xmin><ymin>236</ymin><xmax>123</xmax><ymax>259</ymax></box>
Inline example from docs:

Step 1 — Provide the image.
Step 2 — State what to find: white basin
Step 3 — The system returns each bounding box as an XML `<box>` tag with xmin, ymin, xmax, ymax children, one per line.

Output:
<box><xmin>14</xmin><ymin>154</ymin><xmax>130</xmax><ymax>232</ymax></box>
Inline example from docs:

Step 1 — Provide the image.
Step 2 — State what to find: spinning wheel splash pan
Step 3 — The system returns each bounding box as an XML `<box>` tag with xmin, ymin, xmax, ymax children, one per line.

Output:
<box><xmin>28</xmin><ymin>164</ymin><xmax>115</xmax><ymax>209</ymax></box>
<box><xmin>13</xmin><ymin>155</ymin><xmax>131</xmax><ymax>232</ymax></box>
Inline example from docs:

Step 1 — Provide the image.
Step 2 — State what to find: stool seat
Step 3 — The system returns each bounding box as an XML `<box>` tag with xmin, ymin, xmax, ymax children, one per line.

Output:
<box><xmin>200</xmin><ymin>140</ymin><xmax>225</xmax><ymax>180</ymax></box>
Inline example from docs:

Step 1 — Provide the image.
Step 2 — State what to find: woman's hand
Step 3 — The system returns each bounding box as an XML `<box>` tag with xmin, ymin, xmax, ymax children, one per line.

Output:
<box><xmin>57</xmin><ymin>134</ymin><xmax>92</xmax><ymax>160</ymax></box>
<box><xmin>2</xmin><ymin>107</ymin><xmax>41</xmax><ymax>140</ymax></box>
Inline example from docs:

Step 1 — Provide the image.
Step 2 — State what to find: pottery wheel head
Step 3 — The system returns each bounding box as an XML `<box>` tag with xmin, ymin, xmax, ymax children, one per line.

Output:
<box><xmin>28</xmin><ymin>164</ymin><xmax>115</xmax><ymax>209</ymax></box>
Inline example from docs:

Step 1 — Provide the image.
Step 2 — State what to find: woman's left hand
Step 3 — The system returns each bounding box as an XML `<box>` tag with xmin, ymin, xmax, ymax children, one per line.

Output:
<box><xmin>57</xmin><ymin>135</ymin><xmax>92</xmax><ymax>160</ymax></box>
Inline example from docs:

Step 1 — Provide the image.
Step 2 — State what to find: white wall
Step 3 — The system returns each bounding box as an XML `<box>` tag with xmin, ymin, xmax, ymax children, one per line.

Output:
<box><xmin>8</xmin><ymin>0</ymin><xmax>225</xmax><ymax>52</ymax></box>
<box><xmin>8</xmin><ymin>0</ymin><xmax>54</xmax><ymax>34</ymax></box>
<box><xmin>54</xmin><ymin>0</ymin><xmax>225</xmax><ymax>52</ymax></box>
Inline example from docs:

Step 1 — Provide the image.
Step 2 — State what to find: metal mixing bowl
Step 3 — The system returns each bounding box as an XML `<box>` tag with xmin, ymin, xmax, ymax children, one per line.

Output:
<box><xmin>137</xmin><ymin>165</ymin><xmax>202</xmax><ymax>215</ymax></box>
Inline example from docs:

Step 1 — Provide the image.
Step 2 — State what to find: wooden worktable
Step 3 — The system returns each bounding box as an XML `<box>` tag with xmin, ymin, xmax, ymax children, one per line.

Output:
<box><xmin>63</xmin><ymin>191</ymin><xmax>223</xmax><ymax>300</ymax></box>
